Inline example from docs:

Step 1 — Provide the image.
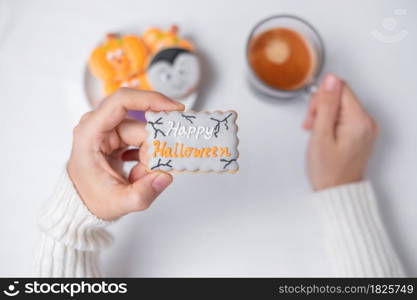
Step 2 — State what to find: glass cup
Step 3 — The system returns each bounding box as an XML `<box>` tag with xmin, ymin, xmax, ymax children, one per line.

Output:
<box><xmin>246</xmin><ymin>15</ymin><xmax>325</xmax><ymax>99</ymax></box>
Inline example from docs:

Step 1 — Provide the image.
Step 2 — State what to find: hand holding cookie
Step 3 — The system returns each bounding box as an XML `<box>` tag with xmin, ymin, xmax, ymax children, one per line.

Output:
<box><xmin>303</xmin><ymin>74</ymin><xmax>379</xmax><ymax>191</ymax></box>
<box><xmin>67</xmin><ymin>88</ymin><xmax>184</xmax><ymax>221</ymax></box>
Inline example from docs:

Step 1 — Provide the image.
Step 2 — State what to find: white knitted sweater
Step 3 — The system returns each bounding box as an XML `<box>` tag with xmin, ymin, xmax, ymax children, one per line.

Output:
<box><xmin>34</xmin><ymin>170</ymin><xmax>405</xmax><ymax>277</ymax></box>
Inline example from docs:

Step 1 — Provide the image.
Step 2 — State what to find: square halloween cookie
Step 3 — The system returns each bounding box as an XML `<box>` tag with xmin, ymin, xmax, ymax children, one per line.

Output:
<box><xmin>145</xmin><ymin>111</ymin><xmax>239</xmax><ymax>173</ymax></box>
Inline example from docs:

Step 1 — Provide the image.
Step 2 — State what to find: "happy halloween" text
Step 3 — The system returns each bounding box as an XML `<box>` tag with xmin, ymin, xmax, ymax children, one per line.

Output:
<box><xmin>152</xmin><ymin>140</ymin><xmax>231</xmax><ymax>158</ymax></box>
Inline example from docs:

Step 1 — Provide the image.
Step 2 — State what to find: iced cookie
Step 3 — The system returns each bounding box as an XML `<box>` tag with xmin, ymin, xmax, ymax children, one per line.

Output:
<box><xmin>140</xmin><ymin>47</ymin><xmax>201</xmax><ymax>100</ymax></box>
<box><xmin>88</xmin><ymin>33</ymin><xmax>148</xmax><ymax>83</ymax></box>
<box><xmin>143</xmin><ymin>25</ymin><xmax>193</xmax><ymax>54</ymax></box>
<box><xmin>145</xmin><ymin>111</ymin><xmax>239</xmax><ymax>173</ymax></box>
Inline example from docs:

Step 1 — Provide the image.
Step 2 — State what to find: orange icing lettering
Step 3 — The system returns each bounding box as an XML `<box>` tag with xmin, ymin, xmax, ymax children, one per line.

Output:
<box><xmin>193</xmin><ymin>148</ymin><xmax>203</xmax><ymax>158</ymax></box>
<box><xmin>179</xmin><ymin>143</ymin><xmax>184</xmax><ymax>158</ymax></box>
<box><xmin>163</xmin><ymin>147</ymin><xmax>172</xmax><ymax>157</ymax></box>
<box><xmin>184</xmin><ymin>147</ymin><xmax>193</xmax><ymax>157</ymax></box>
<box><xmin>153</xmin><ymin>140</ymin><xmax>166</xmax><ymax>157</ymax></box>
<box><xmin>211</xmin><ymin>146</ymin><xmax>218</xmax><ymax>157</ymax></box>
<box><xmin>219</xmin><ymin>147</ymin><xmax>231</xmax><ymax>157</ymax></box>
<box><xmin>173</xmin><ymin>143</ymin><xmax>178</xmax><ymax>158</ymax></box>
<box><xmin>203</xmin><ymin>148</ymin><xmax>211</xmax><ymax>157</ymax></box>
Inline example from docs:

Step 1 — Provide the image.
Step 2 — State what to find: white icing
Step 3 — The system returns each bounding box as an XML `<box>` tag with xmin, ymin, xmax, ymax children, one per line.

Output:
<box><xmin>166</xmin><ymin>121</ymin><xmax>214</xmax><ymax>139</ymax></box>
<box><xmin>130</xmin><ymin>79</ymin><xmax>139</xmax><ymax>87</ymax></box>
<box><xmin>106</xmin><ymin>49</ymin><xmax>124</xmax><ymax>62</ymax></box>
<box><xmin>145</xmin><ymin>111</ymin><xmax>239</xmax><ymax>173</ymax></box>
<box><xmin>114</xmin><ymin>48</ymin><xmax>123</xmax><ymax>57</ymax></box>
<box><xmin>106</xmin><ymin>52</ymin><xmax>113</xmax><ymax>61</ymax></box>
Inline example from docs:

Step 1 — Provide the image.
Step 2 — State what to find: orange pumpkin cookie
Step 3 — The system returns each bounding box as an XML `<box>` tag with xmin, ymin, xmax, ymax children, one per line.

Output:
<box><xmin>104</xmin><ymin>73</ymin><xmax>152</xmax><ymax>95</ymax></box>
<box><xmin>88</xmin><ymin>34</ymin><xmax>148</xmax><ymax>83</ymax></box>
<box><xmin>143</xmin><ymin>25</ymin><xmax>193</xmax><ymax>54</ymax></box>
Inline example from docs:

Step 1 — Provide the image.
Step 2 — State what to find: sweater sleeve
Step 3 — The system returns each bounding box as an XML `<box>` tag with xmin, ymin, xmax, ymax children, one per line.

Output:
<box><xmin>34</xmin><ymin>169</ymin><xmax>113</xmax><ymax>277</ymax></box>
<box><xmin>313</xmin><ymin>181</ymin><xmax>405</xmax><ymax>277</ymax></box>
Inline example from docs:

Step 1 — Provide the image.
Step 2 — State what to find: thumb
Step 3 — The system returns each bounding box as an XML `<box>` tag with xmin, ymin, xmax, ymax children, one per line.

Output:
<box><xmin>313</xmin><ymin>74</ymin><xmax>343</xmax><ymax>139</ymax></box>
<box><xmin>123</xmin><ymin>171</ymin><xmax>173</xmax><ymax>213</ymax></box>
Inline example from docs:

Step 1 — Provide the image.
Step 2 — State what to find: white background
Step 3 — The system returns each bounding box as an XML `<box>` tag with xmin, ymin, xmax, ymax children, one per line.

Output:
<box><xmin>0</xmin><ymin>0</ymin><xmax>415</xmax><ymax>277</ymax></box>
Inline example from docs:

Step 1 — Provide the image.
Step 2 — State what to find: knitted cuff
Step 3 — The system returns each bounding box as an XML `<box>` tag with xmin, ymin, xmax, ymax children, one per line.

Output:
<box><xmin>313</xmin><ymin>181</ymin><xmax>405</xmax><ymax>277</ymax></box>
<box><xmin>38</xmin><ymin>168</ymin><xmax>113</xmax><ymax>251</ymax></box>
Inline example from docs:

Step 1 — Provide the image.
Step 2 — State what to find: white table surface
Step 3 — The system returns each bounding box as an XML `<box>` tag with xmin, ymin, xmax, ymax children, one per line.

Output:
<box><xmin>0</xmin><ymin>0</ymin><xmax>415</xmax><ymax>277</ymax></box>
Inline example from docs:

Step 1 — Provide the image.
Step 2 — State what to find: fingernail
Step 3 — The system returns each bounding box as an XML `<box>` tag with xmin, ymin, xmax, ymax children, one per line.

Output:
<box><xmin>167</xmin><ymin>98</ymin><xmax>185</xmax><ymax>110</ymax></box>
<box><xmin>151</xmin><ymin>173</ymin><xmax>172</xmax><ymax>193</ymax></box>
<box><xmin>302</xmin><ymin>118</ymin><xmax>312</xmax><ymax>130</ymax></box>
<box><xmin>176</xmin><ymin>103</ymin><xmax>185</xmax><ymax>111</ymax></box>
<box><xmin>323</xmin><ymin>74</ymin><xmax>339</xmax><ymax>92</ymax></box>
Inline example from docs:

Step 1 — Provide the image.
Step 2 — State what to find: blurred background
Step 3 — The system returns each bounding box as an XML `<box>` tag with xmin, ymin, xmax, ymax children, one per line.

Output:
<box><xmin>0</xmin><ymin>0</ymin><xmax>415</xmax><ymax>276</ymax></box>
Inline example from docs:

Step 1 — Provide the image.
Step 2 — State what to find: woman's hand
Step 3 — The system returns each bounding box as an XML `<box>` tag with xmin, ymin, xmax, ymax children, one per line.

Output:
<box><xmin>68</xmin><ymin>88</ymin><xmax>184</xmax><ymax>220</ymax></box>
<box><xmin>303</xmin><ymin>74</ymin><xmax>379</xmax><ymax>191</ymax></box>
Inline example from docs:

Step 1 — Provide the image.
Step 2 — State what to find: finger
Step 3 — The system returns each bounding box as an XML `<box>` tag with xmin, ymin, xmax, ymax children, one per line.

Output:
<box><xmin>128</xmin><ymin>163</ymin><xmax>148</xmax><ymax>183</ymax></box>
<box><xmin>313</xmin><ymin>74</ymin><xmax>343</xmax><ymax>138</ymax></box>
<box><xmin>341</xmin><ymin>83</ymin><xmax>366</xmax><ymax>114</ymax></box>
<box><xmin>122</xmin><ymin>148</ymin><xmax>139</xmax><ymax>161</ymax></box>
<box><xmin>139</xmin><ymin>141</ymin><xmax>150</xmax><ymax>163</ymax></box>
<box><xmin>117</xmin><ymin>119</ymin><xmax>147</xmax><ymax>147</ymax></box>
<box><xmin>339</xmin><ymin>83</ymin><xmax>378</xmax><ymax>134</ymax></box>
<box><xmin>90</xmin><ymin>88</ymin><xmax>184</xmax><ymax>133</ymax></box>
<box><xmin>302</xmin><ymin>92</ymin><xmax>318</xmax><ymax>130</ymax></box>
<box><xmin>122</xmin><ymin>171</ymin><xmax>173</xmax><ymax>212</ymax></box>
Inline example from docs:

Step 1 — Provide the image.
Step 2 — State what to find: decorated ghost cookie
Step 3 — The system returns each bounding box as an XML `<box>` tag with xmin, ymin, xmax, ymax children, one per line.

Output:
<box><xmin>142</xmin><ymin>26</ymin><xmax>199</xmax><ymax>100</ymax></box>
<box><xmin>145</xmin><ymin>111</ymin><xmax>239</xmax><ymax>173</ymax></box>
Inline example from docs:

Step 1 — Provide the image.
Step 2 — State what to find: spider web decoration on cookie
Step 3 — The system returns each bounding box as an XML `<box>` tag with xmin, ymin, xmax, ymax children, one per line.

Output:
<box><xmin>210</xmin><ymin>113</ymin><xmax>232</xmax><ymax>138</ymax></box>
<box><xmin>148</xmin><ymin>117</ymin><xmax>165</xmax><ymax>138</ymax></box>
<box><xmin>220</xmin><ymin>158</ymin><xmax>237</xmax><ymax>169</ymax></box>
<box><xmin>151</xmin><ymin>158</ymin><xmax>173</xmax><ymax>170</ymax></box>
<box><xmin>181</xmin><ymin>113</ymin><xmax>197</xmax><ymax>124</ymax></box>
